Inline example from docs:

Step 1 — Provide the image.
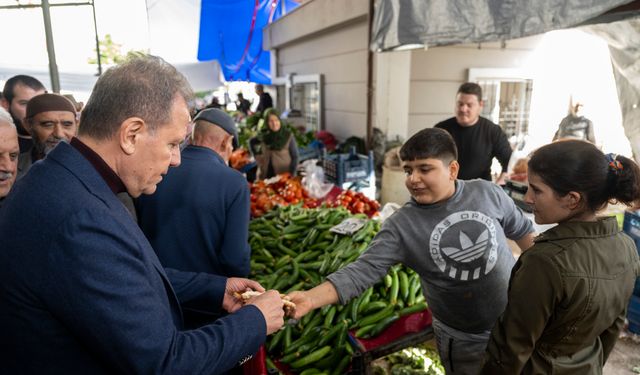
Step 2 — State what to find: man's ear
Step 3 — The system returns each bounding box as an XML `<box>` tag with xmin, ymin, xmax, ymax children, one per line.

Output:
<box><xmin>0</xmin><ymin>97</ymin><xmax>9</xmax><ymax>111</ymax></box>
<box><xmin>119</xmin><ymin>117</ymin><xmax>146</xmax><ymax>155</ymax></box>
<box><xmin>448</xmin><ymin>160</ymin><xmax>460</xmax><ymax>180</ymax></box>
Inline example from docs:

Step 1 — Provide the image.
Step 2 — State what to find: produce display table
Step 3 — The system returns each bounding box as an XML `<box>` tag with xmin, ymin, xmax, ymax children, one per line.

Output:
<box><xmin>242</xmin><ymin>310</ymin><xmax>433</xmax><ymax>375</ymax></box>
<box><xmin>245</xmin><ymin>205</ymin><xmax>424</xmax><ymax>374</ymax></box>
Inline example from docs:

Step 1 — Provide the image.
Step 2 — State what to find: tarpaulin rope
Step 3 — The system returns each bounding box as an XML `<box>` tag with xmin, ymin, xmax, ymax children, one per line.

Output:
<box><xmin>227</xmin><ymin>0</ymin><xmax>260</xmax><ymax>74</ymax></box>
<box><xmin>240</xmin><ymin>0</ymin><xmax>279</xmax><ymax>79</ymax></box>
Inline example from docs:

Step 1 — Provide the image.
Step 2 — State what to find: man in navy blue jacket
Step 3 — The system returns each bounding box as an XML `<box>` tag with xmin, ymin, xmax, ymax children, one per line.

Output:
<box><xmin>0</xmin><ymin>56</ymin><xmax>284</xmax><ymax>374</ymax></box>
<box><xmin>137</xmin><ymin>108</ymin><xmax>251</xmax><ymax>327</ymax></box>
<box><xmin>138</xmin><ymin>108</ymin><xmax>250</xmax><ymax>278</ymax></box>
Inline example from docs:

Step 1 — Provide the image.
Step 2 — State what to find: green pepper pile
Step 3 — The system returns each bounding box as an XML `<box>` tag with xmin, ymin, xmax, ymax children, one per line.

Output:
<box><xmin>249</xmin><ymin>206</ymin><xmax>429</xmax><ymax>374</ymax></box>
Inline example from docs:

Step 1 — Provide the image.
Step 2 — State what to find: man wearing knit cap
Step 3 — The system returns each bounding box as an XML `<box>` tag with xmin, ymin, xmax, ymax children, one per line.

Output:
<box><xmin>17</xmin><ymin>93</ymin><xmax>77</xmax><ymax>180</ymax></box>
<box><xmin>137</xmin><ymin>108</ymin><xmax>251</xmax><ymax>329</ymax></box>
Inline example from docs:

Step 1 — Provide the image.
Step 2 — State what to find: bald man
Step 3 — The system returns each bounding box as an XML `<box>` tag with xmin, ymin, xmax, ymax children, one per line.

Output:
<box><xmin>0</xmin><ymin>108</ymin><xmax>19</xmax><ymax>206</ymax></box>
<box><xmin>136</xmin><ymin>108</ymin><xmax>251</xmax><ymax>328</ymax></box>
<box><xmin>17</xmin><ymin>93</ymin><xmax>77</xmax><ymax>180</ymax></box>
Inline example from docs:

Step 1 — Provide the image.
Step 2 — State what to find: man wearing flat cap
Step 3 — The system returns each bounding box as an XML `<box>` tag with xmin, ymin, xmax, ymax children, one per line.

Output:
<box><xmin>137</xmin><ymin>108</ymin><xmax>251</xmax><ymax>328</ymax></box>
<box><xmin>17</xmin><ymin>93</ymin><xmax>77</xmax><ymax>180</ymax></box>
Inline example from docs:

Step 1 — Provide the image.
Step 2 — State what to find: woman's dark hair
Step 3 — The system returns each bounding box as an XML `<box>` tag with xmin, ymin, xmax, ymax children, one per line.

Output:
<box><xmin>528</xmin><ymin>140</ymin><xmax>640</xmax><ymax>211</ymax></box>
<box><xmin>399</xmin><ymin>127</ymin><xmax>458</xmax><ymax>163</ymax></box>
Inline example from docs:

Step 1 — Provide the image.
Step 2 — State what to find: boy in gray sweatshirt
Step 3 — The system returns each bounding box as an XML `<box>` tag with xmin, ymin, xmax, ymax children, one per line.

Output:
<box><xmin>288</xmin><ymin>128</ymin><xmax>535</xmax><ymax>374</ymax></box>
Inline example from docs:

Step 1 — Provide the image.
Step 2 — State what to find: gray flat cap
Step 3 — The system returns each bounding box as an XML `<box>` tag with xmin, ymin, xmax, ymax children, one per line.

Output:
<box><xmin>193</xmin><ymin>108</ymin><xmax>239</xmax><ymax>149</ymax></box>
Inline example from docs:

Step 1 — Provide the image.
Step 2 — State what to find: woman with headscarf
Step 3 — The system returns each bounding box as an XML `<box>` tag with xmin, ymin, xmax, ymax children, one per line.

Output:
<box><xmin>254</xmin><ymin>109</ymin><xmax>298</xmax><ymax>180</ymax></box>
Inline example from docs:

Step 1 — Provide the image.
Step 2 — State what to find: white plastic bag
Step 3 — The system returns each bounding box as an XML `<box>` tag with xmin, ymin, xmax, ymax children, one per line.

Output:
<box><xmin>301</xmin><ymin>160</ymin><xmax>334</xmax><ymax>199</ymax></box>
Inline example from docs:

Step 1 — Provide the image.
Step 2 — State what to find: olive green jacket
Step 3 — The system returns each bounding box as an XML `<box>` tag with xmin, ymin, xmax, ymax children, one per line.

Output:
<box><xmin>481</xmin><ymin>216</ymin><xmax>640</xmax><ymax>375</ymax></box>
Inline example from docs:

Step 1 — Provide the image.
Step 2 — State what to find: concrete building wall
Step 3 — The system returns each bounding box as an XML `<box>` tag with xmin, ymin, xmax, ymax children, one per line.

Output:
<box><xmin>265</xmin><ymin>0</ymin><xmax>542</xmax><ymax>141</ymax></box>
<box><xmin>265</xmin><ymin>0</ymin><xmax>370</xmax><ymax>141</ymax></box>
<box><xmin>407</xmin><ymin>36</ymin><xmax>543</xmax><ymax>137</ymax></box>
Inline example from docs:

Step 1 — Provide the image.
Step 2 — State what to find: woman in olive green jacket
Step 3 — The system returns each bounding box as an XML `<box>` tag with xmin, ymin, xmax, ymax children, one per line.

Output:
<box><xmin>481</xmin><ymin>140</ymin><xmax>640</xmax><ymax>375</ymax></box>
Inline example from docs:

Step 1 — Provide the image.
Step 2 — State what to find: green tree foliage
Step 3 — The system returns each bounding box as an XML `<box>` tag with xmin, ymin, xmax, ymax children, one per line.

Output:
<box><xmin>88</xmin><ymin>34</ymin><xmax>148</xmax><ymax>65</ymax></box>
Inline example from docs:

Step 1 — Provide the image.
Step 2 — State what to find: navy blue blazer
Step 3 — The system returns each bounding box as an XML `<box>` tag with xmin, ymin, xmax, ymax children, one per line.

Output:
<box><xmin>137</xmin><ymin>145</ymin><xmax>251</xmax><ymax>278</ymax></box>
<box><xmin>0</xmin><ymin>142</ymin><xmax>265</xmax><ymax>374</ymax></box>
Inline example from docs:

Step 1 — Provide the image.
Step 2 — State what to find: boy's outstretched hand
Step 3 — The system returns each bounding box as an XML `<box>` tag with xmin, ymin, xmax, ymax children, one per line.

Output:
<box><xmin>286</xmin><ymin>291</ymin><xmax>314</xmax><ymax>320</ymax></box>
<box><xmin>286</xmin><ymin>281</ymin><xmax>341</xmax><ymax>320</ymax></box>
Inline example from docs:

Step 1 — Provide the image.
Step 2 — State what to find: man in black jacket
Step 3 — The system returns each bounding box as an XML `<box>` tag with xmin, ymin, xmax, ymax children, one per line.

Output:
<box><xmin>435</xmin><ymin>82</ymin><xmax>512</xmax><ymax>182</ymax></box>
<box><xmin>255</xmin><ymin>84</ymin><xmax>273</xmax><ymax>113</ymax></box>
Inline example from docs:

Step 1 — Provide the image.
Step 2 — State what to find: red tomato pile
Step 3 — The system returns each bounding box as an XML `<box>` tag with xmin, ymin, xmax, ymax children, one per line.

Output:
<box><xmin>327</xmin><ymin>189</ymin><xmax>380</xmax><ymax>216</ymax></box>
<box><xmin>229</xmin><ymin>148</ymin><xmax>252</xmax><ymax>170</ymax></box>
<box><xmin>250</xmin><ymin>174</ymin><xmax>320</xmax><ymax>217</ymax></box>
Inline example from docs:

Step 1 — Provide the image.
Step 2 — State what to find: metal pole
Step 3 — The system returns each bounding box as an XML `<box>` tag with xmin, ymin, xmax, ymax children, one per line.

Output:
<box><xmin>42</xmin><ymin>0</ymin><xmax>61</xmax><ymax>92</ymax></box>
<box><xmin>365</xmin><ymin>0</ymin><xmax>374</xmax><ymax>151</ymax></box>
<box><xmin>91</xmin><ymin>0</ymin><xmax>102</xmax><ymax>75</ymax></box>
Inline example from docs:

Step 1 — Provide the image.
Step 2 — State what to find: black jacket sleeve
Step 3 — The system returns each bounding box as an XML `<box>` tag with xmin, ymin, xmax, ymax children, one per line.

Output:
<box><xmin>492</xmin><ymin>125</ymin><xmax>512</xmax><ymax>173</ymax></box>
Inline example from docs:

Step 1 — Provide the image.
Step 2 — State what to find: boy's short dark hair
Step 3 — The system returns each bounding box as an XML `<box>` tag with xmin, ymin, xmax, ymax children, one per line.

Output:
<box><xmin>457</xmin><ymin>82</ymin><xmax>482</xmax><ymax>102</ymax></box>
<box><xmin>399</xmin><ymin>127</ymin><xmax>458</xmax><ymax>162</ymax></box>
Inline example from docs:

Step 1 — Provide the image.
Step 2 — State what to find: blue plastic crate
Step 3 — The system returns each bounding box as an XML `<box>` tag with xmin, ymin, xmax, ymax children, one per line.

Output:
<box><xmin>628</xmin><ymin>295</ymin><xmax>640</xmax><ymax>334</ymax></box>
<box><xmin>321</xmin><ymin>147</ymin><xmax>374</xmax><ymax>186</ymax></box>
<box><xmin>623</xmin><ymin>211</ymin><xmax>640</xmax><ymax>248</ymax></box>
<box><xmin>622</xmin><ymin>211</ymin><xmax>640</xmax><ymax>296</ymax></box>
<box><xmin>298</xmin><ymin>145</ymin><xmax>322</xmax><ymax>162</ymax></box>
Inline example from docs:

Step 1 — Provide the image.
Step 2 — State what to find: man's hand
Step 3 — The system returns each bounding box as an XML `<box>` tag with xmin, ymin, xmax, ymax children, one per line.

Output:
<box><xmin>286</xmin><ymin>291</ymin><xmax>314</xmax><ymax>320</ymax></box>
<box><xmin>223</xmin><ymin>278</ymin><xmax>265</xmax><ymax>313</ymax></box>
<box><xmin>246</xmin><ymin>290</ymin><xmax>285</xmax><ymax>335</ymax></box>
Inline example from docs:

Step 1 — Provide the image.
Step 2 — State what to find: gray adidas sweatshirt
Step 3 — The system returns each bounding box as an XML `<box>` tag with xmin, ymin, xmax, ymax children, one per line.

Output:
<box><xmin>327</xmin><ymin>179</ymin><xmax>534</xmax><ymax>333</ymax></box>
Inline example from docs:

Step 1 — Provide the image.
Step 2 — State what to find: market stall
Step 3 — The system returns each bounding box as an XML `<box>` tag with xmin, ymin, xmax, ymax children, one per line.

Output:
<box><xmin>242</xmin><ymin>204</ymin><xmax>437</xmax><ymax>374</ymax></box>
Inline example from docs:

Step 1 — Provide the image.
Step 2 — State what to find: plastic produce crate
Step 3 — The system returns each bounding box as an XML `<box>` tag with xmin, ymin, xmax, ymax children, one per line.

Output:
<box><xmin>297</xmin><ymin>145</ymin><xmax>322</xmax><ymax>162</ymax></box>
<box><xmin>622</xmin><ymin>211</ymin><xmax>640</xmax><ymax>296</ymax></box>
<box><xmin>322</xmin><ymin>147</ymin><xmax>374</xmax><ymax>186</ymax></box>
<box><xmin>349</xmin><ymin>309</ymin><xmax>434</xmax><ymax>374</ymax></box>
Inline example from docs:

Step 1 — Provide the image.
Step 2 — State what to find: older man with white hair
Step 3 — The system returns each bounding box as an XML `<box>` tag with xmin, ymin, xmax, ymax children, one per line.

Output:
<box><xmin>0</xmin><ymin>108</ymin><xmax>19</xmax><ymax>207</ymax></box>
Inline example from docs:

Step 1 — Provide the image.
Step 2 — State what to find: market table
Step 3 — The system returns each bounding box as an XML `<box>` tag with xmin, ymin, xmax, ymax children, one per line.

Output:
<box><xmin>243</xmin><ymin>309</ymin><xmax>433</xmax><ymax>375</ymax></box>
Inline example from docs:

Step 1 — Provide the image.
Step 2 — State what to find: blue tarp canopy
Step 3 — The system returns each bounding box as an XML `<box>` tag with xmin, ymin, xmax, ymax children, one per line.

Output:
<box><xmin>197</xmin><ymin>0</ymin><xmax>299</xmax><ymax>84</ymax></box>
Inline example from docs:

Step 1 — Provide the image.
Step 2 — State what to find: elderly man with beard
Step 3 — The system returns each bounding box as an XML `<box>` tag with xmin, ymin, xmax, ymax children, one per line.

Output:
<box><xmin>0</xmin><ymin>108</ymin><xmax>19</xmax><ymax>207</ymax></box>
<box><xmin>17</xmin><ymin>93</ymin><xmax>77</xmax><ymax>180</ymax></box>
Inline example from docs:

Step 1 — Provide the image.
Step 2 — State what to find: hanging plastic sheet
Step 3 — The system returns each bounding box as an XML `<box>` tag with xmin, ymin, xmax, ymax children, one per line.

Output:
<box><xmin>198</xmin><ymin>0</ymin><xmax>299</xmax><ymax>84</ymax></box>
<box><xmin>585</xmin><ymin>18</ymin><xmax>640</xmax><ymax>160</ymax></box>
<box><xmin>371</xmin><ymin>0</ymin><xmax>635</xmax><ymax>51</ymax></box>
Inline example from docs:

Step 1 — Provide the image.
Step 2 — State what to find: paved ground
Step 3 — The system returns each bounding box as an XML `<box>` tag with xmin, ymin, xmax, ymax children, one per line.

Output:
<box><xmin>604</xmin><ymin>329</ymin><xmax>640</xmax><ymax>375</ymax></box>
